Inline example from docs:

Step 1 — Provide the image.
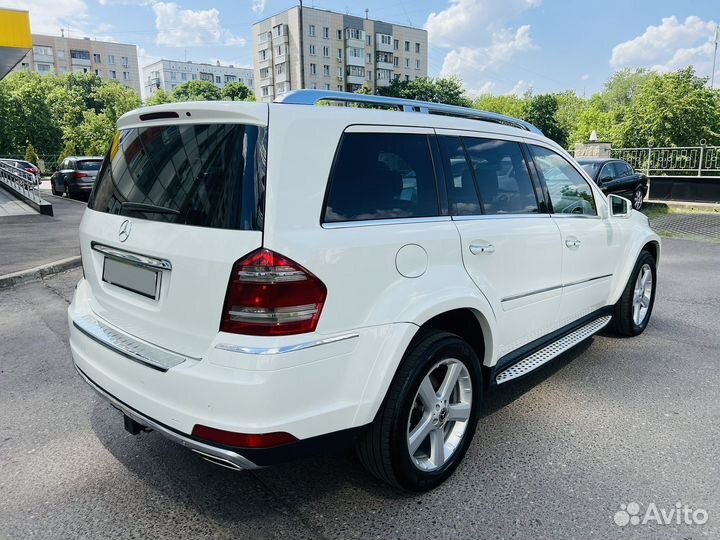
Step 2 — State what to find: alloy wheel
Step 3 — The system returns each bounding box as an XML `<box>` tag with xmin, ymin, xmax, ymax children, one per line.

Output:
<box><xmin>632</xmin><ymin>263</ymin><xmax>653</xmax><ymax>326</ymax></box>
<box><xmin>406</xmin><ymin>358</ymin><xmax>472</xmax><ymax>471</ymax></box>
<box><xmin>633</xmin><ymin>189</ymin><xmax>644</xmax><ymax>210</ymax></box>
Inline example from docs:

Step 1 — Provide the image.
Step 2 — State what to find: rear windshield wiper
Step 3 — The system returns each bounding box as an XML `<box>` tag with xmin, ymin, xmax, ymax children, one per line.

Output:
<box><xmin>119</xmin><ymin>202</ymin><xmax>182</xmax><ymax>216</ymax></box>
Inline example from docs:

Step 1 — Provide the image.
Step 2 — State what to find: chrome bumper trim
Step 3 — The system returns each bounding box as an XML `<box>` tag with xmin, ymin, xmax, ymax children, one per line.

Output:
<box><xmin>91</xmin><ymin>242</ymin><xmax>172</xmax><ymax>271</ymax></box>
<box><xmin>73</xmin><ymin>314</ymin><xmax>188</xmax><ymax>372</ymax></box>
<box><xmin>73</xmin><ymin>363</ymin><xmax>260</xmax><ymax>471</ymax></box>
<box><xmin>215</xmin><ymin>332</ymin><xmax>359</xmax><ymax>355</ymax></box>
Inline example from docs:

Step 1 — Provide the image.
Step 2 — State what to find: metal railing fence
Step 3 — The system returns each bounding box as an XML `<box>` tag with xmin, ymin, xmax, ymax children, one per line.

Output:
<box><xmin>0</xmin><ymin>161</ymin><xmax>43</xmax><ymax>205</ymax></box>
<box><xmin>610</xmin><ymin>146</ymin><xmax>720</xmax><ymax>177</ymax></box>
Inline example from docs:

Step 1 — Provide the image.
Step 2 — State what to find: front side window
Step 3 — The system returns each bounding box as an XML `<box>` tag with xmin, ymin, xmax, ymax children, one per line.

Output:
<box><xmin>323</xmin><ymin>133</ymin><xmax>439</xmax><ymax>222</ymax></box>
<box><xmin>464</xmin><ymin>138</ymin><xmax>539</xmax><ymax>215</ymax></box>
<box><xmin>530</xmin><ymin>145</ymin><xmax>596</xmax><ymax>216</ymax></box>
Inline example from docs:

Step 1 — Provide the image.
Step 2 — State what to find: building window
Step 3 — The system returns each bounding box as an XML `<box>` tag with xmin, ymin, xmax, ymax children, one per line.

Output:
<box><xmin>323</xmin><ymin>65</ymin><xmax>330</xmax><ymax>77</ymax></box>
<box><xmin>366</xmin><ymin>53</ymin><xmax>372</xmax><ymax>64</ymax></box>
<box><xmin>181</xmin><ymin>72</ymin><xmax>187</xmax><ymax>81</ymax></box>
<box><xmin>367</xmin><ymin>71</ymin><xmax>372</xmax><ymax>81</ymax></box>
<box><xmin>394</xmin><ymin>57</ymin><xmax>399</xmax><ymax>67</ymax></box>
<box><xmin>123</xmin><ymin>71</ymin><xmax>129</xmax><ymax>81</ymax></box>
<box><xmin>394</xmin><ymin>39</ymin><xmax>399</xmax><ymax>50</ymax></box>
<box><xmin>310</xmin><ymin>63</ymin><xmax>317</xmax><ymax>75</ymax></box>
<box><xmin>379</xmin><ymin>34</ymin><xmax>391</xmax><ymax>45</ymax></box>
<box><xmin>323</xmin><ymin>26</ymin><xmax>329</xmax><ymax>39</ymax></box>
<box><xmin>121</xmin><ymin>56</ymin><xmax>129</xmax><ymax>67</ymax></box>
<box><xmin>36</xmin><ymin>63</ymin><xmax>52</xmax><ymax>74</ymax></box>
<box><xmin>309</xmin><ymin>44</ymin><xmax>315</xmax><ymax>55</ymax></box>
<box><xmin>337</xmin><ymin>67</ymin><xmax>343</xmax><ymax>78</ymax></box>
<box><xmin>192</xmin><ymin>74</ymin><xmax>197</xmax><ymax>80</ymax></box>
<box><xmin>337</xmin><ymin>48</ymin><xmax>342</xmax><ymax>59</ymax></box>
<box><xmin>323</xmin><ymin>46</ymin><xmax>329</xmax><ymax>57</ymax></box>
<box><xmin>215</xmin><ymin>76</ymin><xmax>220</xmax><ymax>83</ymax></box>
<box><xmin>394</xmin><ymin>73</ymin><xmax>400</xmax><ymax>80</ymax></box>
<box><xmin>93</xmin><ymin>53</ymin><xmax>101</xmax><ymax>63</ymax></box>
<box><xmin>259</xmin><ymin>49</ymin><xmax>267</xmax><ymax>60</ymax></box>
<box><xmin>347</xmin><ymin>65</ymin><xmax>365</xmax><ymax>77</ymax></box>
<box><xmin>366</xmin><ymin>34</ymin><xmax>371</xmax><ymax>45</ymax></box>
<box><xmin>170</xmin><ymin>71</ymin><xmax>176</xmax><ymax>81</ymax></box>
<box><xmin>416</xmin><ymin>59</ymin><xmax>420</xmax><ymax>69</ymax></box>
<box><xmin>260</xmin><ymin>67</ymin><xmax>269</xmax><ymax>79</ymax></box>
<box><xmin>108</xmin><ymin>54</ymin><xmax>115</xmax><ymax>64</ymax></box>
<box><xmin>404</xmin><ymin>41</ymin><xmax>410</xmax><ymax>52</ymax></box>
<box><xmin>262</xmin><ymin>86</ymin><xmax>269</xmax><ymax>97</ymax></box>
<box><xmin>405</xmin><ymin>75</ymin><xmax>410</xmax><ymax>81</ymax></box>
<box><xmin>95</xmin><ymin>69</ymin><xmax>101</xmax><ymax>76</ymax></box>
<box><xmin>337</xmin><ymin>29</ymin><xmax>342</xmax><ymax>40</ymax></box>
<box><xmin>308</xmin><ymin>24</ymin><xmax>316</xmax><ymax>37</ymax></box>
<box><xmin>405</xmin><ymin>58</ymin><xmax>410</xmax><ymax>68</ymax></box>
<box><xmin>33</xmin><ymin>45</ymin><xmax>53</xmax><ymax>57</ymax></box>
<box><xmin>347</xmin><ymin>28</ymin><xmax>362</xmax><ymax>40</ymax></box>
<box><xmin>325</xmin><ymin>83</ymin><xmax>330</xmax><ymax>90</ymax></box>
<box><xmin>70</xmin><ymin>49</ymin><xmax>90</xmax><ymax>60</ymax></box>
<box><xmin>110</xmin><ymin>70</ymin><xmax>117</xmax><ymax>79</ymax></box>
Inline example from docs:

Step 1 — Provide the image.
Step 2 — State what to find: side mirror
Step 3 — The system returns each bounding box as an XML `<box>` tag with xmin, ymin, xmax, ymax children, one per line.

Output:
<box><xmin>609</xmin><ymin>194</ymin><xmax>631</xmax><ymax>218</ymax></box>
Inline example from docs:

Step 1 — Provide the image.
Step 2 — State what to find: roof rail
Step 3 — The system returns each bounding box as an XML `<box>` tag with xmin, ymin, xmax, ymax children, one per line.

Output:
<box><xmin>275</xmin><ymin>89</ymin><xmax>543</xmax><ymax>135</ymax></box>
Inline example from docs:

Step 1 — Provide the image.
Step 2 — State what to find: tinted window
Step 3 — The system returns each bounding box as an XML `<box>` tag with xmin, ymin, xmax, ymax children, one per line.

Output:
<box><xmin>530</xmin><ymin>145</ymin><xmax>596</xmax><ymax>216</ymax></box>
<box><xmin>89</xmin><ymin>123</ymin><xmax>266</xmax><ymax>231</ymax></box>
<box><xmin>77</xmin><ymin>160</ymin><xmax>102</xmax><ymax>171</ymax></box>
<box><xmin>323</xmin><ymin>133</ymin><xmax>439</xmax><ymax>222</ymax></box>
<box><xmin>616</xmin><ymin>161</ymin><xmax>631</xmax><ymax>176</ymax></box>
<box><xmin>438</xmin><ymin>136</ymin><xmax>481</xmax><ymax>216</ymax></box>
<box><xmin>579</xmin><ymin>161</ymin><xmax>600</xmax><ymax>178</ymax></box>
<box><xmin>463</xmin><ymin>138</ymin><xmax>538</xmax><ymax>214</ymax></box>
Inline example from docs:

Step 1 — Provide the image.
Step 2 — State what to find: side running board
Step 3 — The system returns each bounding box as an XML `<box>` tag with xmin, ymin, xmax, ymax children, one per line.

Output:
<box><xmin>495</xmin><ymin>316</ymin><xmax>612</xmax><ymax>384</ymax></box>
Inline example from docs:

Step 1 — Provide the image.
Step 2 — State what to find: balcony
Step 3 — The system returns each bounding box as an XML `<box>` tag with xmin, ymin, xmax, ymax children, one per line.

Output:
<box><xmin>274</xmin><ymin>70</ymin><xmax>289</xmax><ymax>83</ymax></box>
<box><xmin>346</xmin><ymin>74</ymin><xmax>364</xmax><ymax>85</ymax></box>
<box><xmin>70</xmin><ymin>57</ymin><xmax>91</xmax><ymax>67</ymax></box>
<box><xmin>33</xmin><ymin>53</ymin><xmax>54</xmax><ymax>63</ymax></box>
<box><xmin>375</xmin><ymin>35</ymin><xmax>394</xmax><ymax>53</ymax></box>
<box><xmin>258</xmin><ymin>57</ymin><xmax>271</xmax><ymax>69</ymax></box>
<box><xmin>258</xmin><ymin>39</ymin><xmax>270</xmax><ymax>51</ymax></box>
<box><xmin>272</xmin><ymin>33</ymin><xmax>288</xmax><ymax>45</ymax></box>
<box><xmin>274</xmin><ymin>53</ymin><xmax>287</xmax><ymax>64</ymax></box>
<box><xmin>346</xmin><ymin>53</ymin><xmax>364</xmax><ymax>67</ymax></box>
<box><xmin>376</xmin><ymin>60</ymin><xmax>394</xmax><ymax>70</ymax></box>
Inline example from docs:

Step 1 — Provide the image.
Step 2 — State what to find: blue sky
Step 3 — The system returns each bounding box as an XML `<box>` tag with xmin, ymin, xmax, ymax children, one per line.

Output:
<box><xmin>11</xmin><ymin>0</ymin><xmax>720</xmax><ymax>96</ymax></box>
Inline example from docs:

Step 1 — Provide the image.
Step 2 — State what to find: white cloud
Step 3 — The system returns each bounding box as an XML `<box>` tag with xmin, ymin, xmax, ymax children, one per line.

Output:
<box><xmin>425</xmin><ymin>0</ymin><xmax>541</xmax><ymax>48</ymax></box>
<box><xmin>4</xmin><ymin>0</ymin><xmax>89</xmax><ymax>35</ymax></box>
<box><xmin>252</xmin><ymin>0</ymin><xmax>267</xmax><ymax>15</ymax></box>
<box><xmin>508</xmin><ymin>79</ymin><xmax>533</xmax><ymax>96</ymax></box>
<box><xmin>580</xmin><ymin>74</ymin><xmax>590</xmax><ymax>81</ymax></box>
<box><xmin>467</xmin><ymin>81</ymin><xmax>496</xmax><ymax>96</ymax></box>
<box><xmin>152</xmin><ymin>2</ymin><xmax>247</xmax><ymax>47</ymax></box>
<box><xmin>611</xmin><ymin>16</ymin><xmax>718</xmax><ymax>77</ymax></box>
<box><xmin>440</xmin><ymin>25</ymin><xmax>534</xmax><ymax>77</ymax></box>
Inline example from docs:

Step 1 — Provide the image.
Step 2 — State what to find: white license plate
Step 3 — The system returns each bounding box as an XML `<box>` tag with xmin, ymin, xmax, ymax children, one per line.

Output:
<box><xmin>102</xmin><ymin>257</ymin><xmax>160</xmax><ymax>299</ymax></box>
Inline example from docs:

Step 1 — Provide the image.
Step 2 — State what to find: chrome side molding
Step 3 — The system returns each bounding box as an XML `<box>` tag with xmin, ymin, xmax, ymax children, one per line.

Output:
<box><xmin>215</xmin><ymin>333</ymin><xmax>359</xmax><ymax>355</ymax></box>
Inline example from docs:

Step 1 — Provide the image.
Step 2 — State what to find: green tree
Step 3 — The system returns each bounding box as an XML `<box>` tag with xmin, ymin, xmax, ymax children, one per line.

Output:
<box><xmin>221</xmin><ymin>81</ymin><xmax>253</xmax><ymax>101</ymax></box>
<box><xmin>24</xmin><ymin>142</ymin><xmax>39</xmax><ymax>164</ymax></box>
<box><xmin>472</xmin><ymin>94</ymin><xmax>527</xmax><ymax>119</ymax></box>
<box><xmin>171</xmin><ymin>80</ymin><xmax>222</xmax><ymax>102</ymax></box>
<box><xmin>145</xmin><ymin>89</ymin><xmax>174</xmax><ymax>106</ymax></box>
<box><xmin>378</xmin><ymin>76</ymin><xmax>471</xmax><ymax>107</ymax></box>
<box><xmin>522</xmin><ymin>94</ymin><xmax>568</xmax><ymax>147</ymax></box>
<box><xmin>619</xmin><ymin>67</ymin><xmax>720</xmax><ymax>147</ymax></box>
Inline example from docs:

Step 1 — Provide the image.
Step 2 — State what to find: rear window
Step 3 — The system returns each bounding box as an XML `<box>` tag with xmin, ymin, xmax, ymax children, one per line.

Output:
<box><xmin>89</xmin><ymin>123</ymin><xmax>266</xmax><ymax>231</ymax></box>
<box><xmin>77</xmin><ymin>160</ymin><xmax>102</xmax><ymax>171</ymax></box>
<box><xmin>323</xmin><ymin>132</ymin><xmax>439</xmax><ymax>222</ymax></box>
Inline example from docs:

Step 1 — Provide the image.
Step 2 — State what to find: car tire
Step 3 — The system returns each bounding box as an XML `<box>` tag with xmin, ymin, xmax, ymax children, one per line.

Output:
<box><xmin>632</xmin><ymin>187</ymin><xmax>644</xmax><ymax>210</ymax></box>
<box><xmin>50</xmin><ymin>181</ymin><xmax>57</xmax><ymax>196</ymax></box>
<box><xmin>609</xmin><ymin>250</ymin><xmax>657</xmax><ymax>337</ymax></box>
<box><xmin>64</xmin><ymin>183</ymin><xmax>71</xmax><ymax>199</ymax></box>
<box><xmin>356</xmin><ymin>330</ymin><xmax>482</xmax><ymax>491</ymax></box>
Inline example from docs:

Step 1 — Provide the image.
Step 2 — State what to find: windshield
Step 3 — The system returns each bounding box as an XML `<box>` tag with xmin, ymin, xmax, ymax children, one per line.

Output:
<box><xmin>77</xmin><ymin>160</ymin><xmax>103</xmax><ymax>171</ymax></box>
<box><xmin>578</xmin><ymin>162</ymin><xmax>600</xmax><ymax>178</ymax></box>
<box><xmin>89</xmin><ymin>123</ymin><xmax>267</xmax><ymax>231</ymax></box>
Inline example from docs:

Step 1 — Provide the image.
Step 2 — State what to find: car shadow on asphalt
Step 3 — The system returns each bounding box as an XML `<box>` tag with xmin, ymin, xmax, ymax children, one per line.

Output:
<box><xmin>88</xmin><ymin>337</ymin><xmax>597</xmax><ymax>512</ymax></box>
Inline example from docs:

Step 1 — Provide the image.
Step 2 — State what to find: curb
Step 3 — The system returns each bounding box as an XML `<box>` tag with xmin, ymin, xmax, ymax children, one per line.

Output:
<box><xmin>0</xmin><ymin>256</ymin><xmax>81</xmax><ymax>289</ymax></box>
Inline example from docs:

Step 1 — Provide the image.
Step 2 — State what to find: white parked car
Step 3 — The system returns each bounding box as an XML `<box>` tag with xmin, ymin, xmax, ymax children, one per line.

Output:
<box><xmin>68</xmin><ymin>91</ymin><xmax>659</xmax><ymax>491</ymax></box>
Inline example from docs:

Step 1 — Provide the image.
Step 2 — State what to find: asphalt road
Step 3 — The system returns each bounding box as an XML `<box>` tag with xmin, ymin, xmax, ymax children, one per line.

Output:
<box><xmin>1</xmin><ymin>238</ymin><xmax>718</xmax><ymax>539</ymax></box>
<box><xmin>0</xmin><ymin>186</ymin><xmax>85</xmax><ymax>276</ymax></box>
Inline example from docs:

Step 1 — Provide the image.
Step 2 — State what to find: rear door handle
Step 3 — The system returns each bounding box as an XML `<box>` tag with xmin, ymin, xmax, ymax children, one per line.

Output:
<box><xmin>469</xmin><ymin>242</ymin><xmax>495</xmax><ymax>255</ymax></box>
<box><xmin>565</xmin><ymin>238</ymin><xmax>581</xmax><ymax>248</ymax></box>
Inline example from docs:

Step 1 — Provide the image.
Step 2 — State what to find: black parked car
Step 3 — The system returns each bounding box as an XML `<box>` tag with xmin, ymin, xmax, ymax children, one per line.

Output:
<box><xmin>50</xmin><ymin>156</ymin><xmax>103</xmax><ymax>200</ymax></box>
<box><xmin>575</xmin><ymin>158</ymin><xmax>648</xmax><ymax>210</ymax></box>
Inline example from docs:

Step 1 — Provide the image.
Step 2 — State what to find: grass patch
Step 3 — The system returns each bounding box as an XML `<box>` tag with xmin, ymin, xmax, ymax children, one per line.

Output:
<box><xmin>641</xmin><ymin>202</ymin><xmax>719</xmax><ymax>220</ymax></box>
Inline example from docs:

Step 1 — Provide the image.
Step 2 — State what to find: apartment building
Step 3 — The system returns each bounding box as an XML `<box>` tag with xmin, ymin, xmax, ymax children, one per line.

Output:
<box><xmin>252</xmin><ymin>6</ymin><xmax>428</xmax><ymax>102</ymax></box>
<box><xmin>143</xmin><ymin>60</ymin><xmax>255</xmax><ymax>99</ymax></box>
<box><xmin>14</xmin><ymin>34</ymin><xmax>140</xmax><ymax>93</ymax></box>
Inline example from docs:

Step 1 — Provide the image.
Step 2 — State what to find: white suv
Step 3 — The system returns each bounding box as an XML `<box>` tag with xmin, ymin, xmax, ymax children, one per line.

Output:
<box><xmin>68</xmin><ymin>91</ymin><xmax>659</xmax><ymax>491</ymax></box>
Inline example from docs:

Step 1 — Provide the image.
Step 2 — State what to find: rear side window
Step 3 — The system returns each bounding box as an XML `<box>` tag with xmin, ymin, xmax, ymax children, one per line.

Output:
<box><xmin>463</xmin><ymin>138</ymin><xmax>539</xmax><ymax>215</ymax></box>
<box><xmin>89</xmin><ymin>123</ymin><xmax>266</xmax><ymax>231</ymax></box>
<box><xmin>77</xmin><ymin>160</ymin><xmax>102</xmax><ymax>171</ymax></box>
<box><xmin>438</xmin><ymin>136</ymin><xmax>482</xmax><ymax>216</ymax></box>
<box><xmin>323</xmin><ymin>133</ymin><xmax>439</xmax><ymax>222</ymax></box>
<box><xmin>530</xmin><ymin>145</ymin><xmax>596</xmax><ymax>216</ymax></box>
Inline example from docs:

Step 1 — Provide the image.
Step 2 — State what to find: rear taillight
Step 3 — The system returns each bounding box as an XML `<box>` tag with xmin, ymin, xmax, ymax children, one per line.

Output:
<box><xmin>220</xmin><ymin>248</ymin><xmax>327</xmax><ymax>336</ymax></box>
<box><xmin>74</xmin><ymin>171</ymin><xmax>89</xmax><ymax>179</ymax></box>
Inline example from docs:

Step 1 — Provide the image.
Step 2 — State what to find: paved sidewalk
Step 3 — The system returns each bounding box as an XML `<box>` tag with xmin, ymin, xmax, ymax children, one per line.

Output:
<box><xmin>649</xmin><ymin>213</ymin><xmax>720</xmax><ymax>240</ymax></box>
<box><xmin>0</xmin><ymin>188</ymin><xmax>86</xmax><ymax>276</ymax></box>
<box><xmin>0</xmin><ymin>186</ymin><xmax>35</xmax><ymax>217</ymax></box>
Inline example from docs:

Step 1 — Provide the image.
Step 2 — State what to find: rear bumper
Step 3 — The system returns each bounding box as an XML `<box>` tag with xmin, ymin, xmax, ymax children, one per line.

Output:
<box><xmin>68</xmin><ymin>278</ymin><xmax>416</xmax><ymax>460</ymax></box>
<box><xmin>74</xmin><ymin>363</ymin><xmax>261</xmax><ymax>470</ymax></box>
